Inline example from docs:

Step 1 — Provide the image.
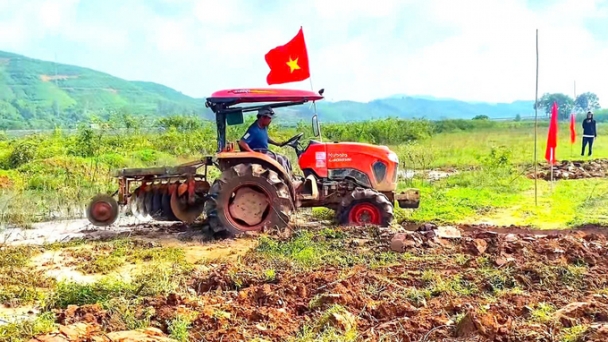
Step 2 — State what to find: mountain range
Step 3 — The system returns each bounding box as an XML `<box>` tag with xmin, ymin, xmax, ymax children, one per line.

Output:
<box><xmin>0</xmin><ymin>50</ymin><xmax>536</xmax><ymax>129</ymax></box>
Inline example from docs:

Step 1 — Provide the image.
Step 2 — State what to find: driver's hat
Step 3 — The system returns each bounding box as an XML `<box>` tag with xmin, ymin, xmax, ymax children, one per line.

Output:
<box><xmin>257</xmin><ymin>107</ymin><xmax>275</xmax><ymax>118</ymax></box>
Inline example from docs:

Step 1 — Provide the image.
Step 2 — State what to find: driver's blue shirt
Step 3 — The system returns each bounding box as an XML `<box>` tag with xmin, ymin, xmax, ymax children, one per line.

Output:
<box><xmin>241</xmin><ymin>122</ymin><xmax>269</xmax><ymax>151</ymax></box>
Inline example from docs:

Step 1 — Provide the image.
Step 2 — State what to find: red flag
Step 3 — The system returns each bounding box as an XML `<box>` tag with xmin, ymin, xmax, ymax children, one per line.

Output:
<box><xmin>264</xmin><ymin>27</ymin><xmax>311</xmax><ymax>85</ymax></box>
<box><xmin>569</xmin><ymin>111</ymin><xmax>576</xmax><ymax>144</ymax></box>
<box><xmin>545</xmin><ymin>102</ymin><xmax>558</xmax><ymax>164</ymax></box>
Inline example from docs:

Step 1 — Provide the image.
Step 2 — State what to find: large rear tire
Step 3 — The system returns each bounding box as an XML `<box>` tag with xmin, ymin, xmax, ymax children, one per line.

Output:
<box><xmin>204</xmin><ymin>163</ymin><xmax>294</xmax><ymax>236</ymax></box>
<box><xmin>336</xmin><ymin>188</ymin><xmax>394</xmax><ymax>227</ymax></box>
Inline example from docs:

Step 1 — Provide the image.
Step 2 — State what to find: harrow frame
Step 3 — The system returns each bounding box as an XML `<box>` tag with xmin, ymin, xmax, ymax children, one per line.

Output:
<box><xmin>113</xmin><ymin>156</ymin><xmax>214</xmax><ymax>206</ymax></box>
<box><xmin>87</xmin><ymin>157</ymin><xmax>215</xmax><ymax>227</ymax></box>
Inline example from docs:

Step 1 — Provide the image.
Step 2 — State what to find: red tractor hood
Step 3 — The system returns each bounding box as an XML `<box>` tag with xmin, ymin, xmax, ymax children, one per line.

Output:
<box><xmin>298</xmin><ymin>140</ymin><xmax>400</xmax><ymax>191</ymax></box>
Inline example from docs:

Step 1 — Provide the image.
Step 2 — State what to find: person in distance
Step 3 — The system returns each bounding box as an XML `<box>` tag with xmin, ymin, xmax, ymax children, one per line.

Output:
<box><xmin>581</xmin><ymin>111</ymin><xmax>597</xmax><ymax>157</ymax></box>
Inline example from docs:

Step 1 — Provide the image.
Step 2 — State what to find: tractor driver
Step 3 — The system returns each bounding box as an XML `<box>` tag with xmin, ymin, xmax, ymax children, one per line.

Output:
<box><xmin>238</xmin><ymin>107</ymin><xmax>293</xmax><ymax>173</ymax></box>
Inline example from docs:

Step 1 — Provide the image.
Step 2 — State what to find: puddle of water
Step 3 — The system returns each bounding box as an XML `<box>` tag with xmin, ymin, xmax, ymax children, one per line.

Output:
<box><xmin>398</xmin><ymin>169</ymin><xmax>456</xmax><ymax>181</ymax></box>
<box><xmin>31</xmin><ymin>249</ymin><xmax>102</xmax><ymax>284</ymax></box>
<box><xmin>0</xmin><ymin>216</ymin><xmax>161</xmax><ymax>246</ymax></box>
<box><xmin>0</xmin><ymin>306</ymin><xmax>40</xmax><ymax>326</ymax></box>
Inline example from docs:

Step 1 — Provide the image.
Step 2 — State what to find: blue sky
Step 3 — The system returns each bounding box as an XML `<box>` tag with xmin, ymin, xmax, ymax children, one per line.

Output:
<box><xmin>0</xmin><ymin>0</ymin><xmax>607</xmax><ymax>105</ymax></box>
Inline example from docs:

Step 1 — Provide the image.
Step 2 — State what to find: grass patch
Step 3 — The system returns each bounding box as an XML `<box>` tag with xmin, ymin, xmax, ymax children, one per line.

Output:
<box><xmin>167</xmin><ymin>312</ymin><xmax>197</xmax><ymax>342</ymax></box>
<box><xmin>48</xmin><ymin>277</ymin><xmax>137</xmax><ymax>309</ymax></box>
<box><xmin>0</xmin><ymin>246</ymin><xmax>39</xmax><ymax>268</ymax></box>
<box><xmin>310</xmin><ymin>208</ymin><xmax>335</xmax><ymax>221</ymax></box>
<box><xmin>47</xmin><ymin>241</ymin><xmax>194</xmax><ymax>309</ymax></box>
<box><xmin>530</xmin><ymin>302</ymin><xmax>556</xmax><ymax>323</ymax></box>
<box><xmin>0</xmin><ymin>246</ymin><xmax>55</xmax><ymax>306</ymax></box>
<box><xmin>559</xmin><ymin>325</ymin><xmax>588</xmax><ymax>342</ymax></box>
<box><xmin>254</xmin><ymin>229</ymin><xmax>429</xmax><ymax>270</ymax></box>
<box><xmin>291</xmin><ymin>304</ymin><xmax>358</xmax><ymax>342</ymax></box>
<box><xmin>0</xmin><ymin>312</ymin><xmax>56</xmax><ymax>342</ymax></box>
<box><xmin>64</xmin><ymin>238</ymin><xmax>189</xmax><ymax>275</ymax></box>
<box><xmin>103</xmin><ymin>297</ymin><xmax>156</xmax><ymax>331</ymax></box>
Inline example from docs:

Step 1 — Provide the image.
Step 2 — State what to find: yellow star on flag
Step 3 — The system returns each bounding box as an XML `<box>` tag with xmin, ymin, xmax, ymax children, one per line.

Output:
<box><xmin>286</xmin><ymin>57</ymin><xmax>300</xmax><ymax>73</ymax></box>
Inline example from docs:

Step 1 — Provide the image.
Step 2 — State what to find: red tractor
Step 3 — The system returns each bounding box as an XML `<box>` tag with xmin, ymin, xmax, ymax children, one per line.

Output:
<box><xmin>86</xmin><ymin>88</ymin><xmax>420</xmax><ymax>236</ymax></box>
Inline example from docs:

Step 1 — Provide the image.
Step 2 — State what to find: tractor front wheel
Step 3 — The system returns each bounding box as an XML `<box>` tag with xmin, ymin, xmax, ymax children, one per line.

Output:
<box><xmin>337</xmin><ymin>188</ymin><xmax>394</xmax><ymax>227</ymax></box>
<box><xmin>204</xmin><ymin>163</ymin><xmax>294</xmax><ymax>236</ymax></box>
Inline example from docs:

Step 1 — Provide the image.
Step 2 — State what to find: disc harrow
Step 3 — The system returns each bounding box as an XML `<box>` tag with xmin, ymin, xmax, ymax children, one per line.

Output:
<box><xmin>127</xmin><ymin>179</ymin><xmax>209</xmax><ymax>222</ymax></box>
<box><xmin>86</xmin><ymin>159</ymin><xmax>214</xmax><ymax>227</ymax></box>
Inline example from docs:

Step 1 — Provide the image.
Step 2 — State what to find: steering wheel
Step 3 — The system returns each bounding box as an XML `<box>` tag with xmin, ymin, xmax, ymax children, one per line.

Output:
<box><xmin>282</xmin><ymin>133</ymin><xmax>304</xmax><ymax>148</ymax></box>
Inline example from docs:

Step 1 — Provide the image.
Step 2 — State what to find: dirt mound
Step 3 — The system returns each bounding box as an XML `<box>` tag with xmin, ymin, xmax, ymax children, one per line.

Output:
<box><xmin>527</xmin><ymin>159</ymin><xmax>608</xmax><ymax>180</ymax></box>
<box><xmin>29</xmin><ymin>323</ymin><xmax>176</xmax><ymax>341</ymax></box>
<box><xmin>29</xmin><ymin>222</ymin><xmax>608</xmax><ymax>341</ymax></box>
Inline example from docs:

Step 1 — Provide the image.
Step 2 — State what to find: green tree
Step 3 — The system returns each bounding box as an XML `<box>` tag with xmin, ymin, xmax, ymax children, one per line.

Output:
<box><xmin>536</xmin><ymin>93</ymin><xmax>574</xmax><ymax>120</ymax></box>
<box><xmin>156</xmin><ymin>115</ymin><xmax>204</xmax><ymax>133</ymax></box>
<box><xmin>574</xmin><ymin>92</ymin><xmax>600</xmax><ymax>112</ymax></box>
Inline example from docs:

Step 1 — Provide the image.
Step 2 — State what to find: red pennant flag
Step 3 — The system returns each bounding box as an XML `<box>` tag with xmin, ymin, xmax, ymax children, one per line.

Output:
<box><xmin>545</xmin><ymin>102</ymin><xmax>558</xmax><ymax>164</ymax></box>
<box><xmin>569</xmin><ymin>111</ymin><xmax>576</xmax><ymax>144</ymax></box>
<box><xmin>264</xmin><ymin>27</ymin><xmax>311</xmax><ymax>85</ymax></box>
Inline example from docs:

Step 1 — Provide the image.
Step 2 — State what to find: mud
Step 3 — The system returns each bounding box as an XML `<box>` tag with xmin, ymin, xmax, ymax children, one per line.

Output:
<box><xmin>527</xmin><ymin>159</ymin><xmax>608</xmax><ymax>181</ymax></box>
<box><xmin>0</xmin><ymin>216</ymin><xmax>236</xmax><ymax>247</ymax></box>
<box><xmin>26</xmin><ymin>221</ymin><xmax>608</xmax><ymax>342</ymax></box>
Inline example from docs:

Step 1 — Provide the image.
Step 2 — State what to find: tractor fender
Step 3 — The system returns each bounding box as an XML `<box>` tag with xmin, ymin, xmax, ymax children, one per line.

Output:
<box><xmin>215</xmin><ymin>151</ymin><xmax>296</xmax><ymax>200</ymax></box>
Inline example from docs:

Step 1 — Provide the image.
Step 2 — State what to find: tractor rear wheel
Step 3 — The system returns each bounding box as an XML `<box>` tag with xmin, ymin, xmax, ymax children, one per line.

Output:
<box><xmin>204</xmin><ymin>163</ymin><xmax>294</xmax><ymax>236</ymax></box>
<box><xmin>336</xmin><ymin>188</ymin><xmax>394</xmax><ymax>227</ymax></box>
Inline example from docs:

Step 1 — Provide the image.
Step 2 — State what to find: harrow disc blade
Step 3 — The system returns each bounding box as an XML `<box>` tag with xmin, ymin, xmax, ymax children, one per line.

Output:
<box><xmin>161</xmin><ymin>193</ymin><xmax>178</xmax><ymax>221</ymax></box>
<box><xmin>170</xmin><ymin>191</ymin><xmax>205</xmax><ymax>224</ymax></box>
<box><xmin>144</xmin><ymin>190</ymin><xmax>155</xmax><ymax>217</ymax></box>
<box><xmin>129</xmin><ymin>187</ymin><xmax>140</xmax><ymax>217</ymax></box>
<box><xmin>151</xmin><ymin>189</ymin><xmax>164</xmax><ymax>218</ymax></box>
<box><xmin>134</xmin><ymin>190</ymin><xmax>149</xmax><ymax>220</ymax></box>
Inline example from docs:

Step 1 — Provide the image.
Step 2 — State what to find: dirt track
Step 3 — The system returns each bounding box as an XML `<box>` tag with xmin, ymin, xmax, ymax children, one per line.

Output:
<box><xmin>8</xmin><ymin>219</ymin><xmax>606</xmax><ymax>342</ymax></box>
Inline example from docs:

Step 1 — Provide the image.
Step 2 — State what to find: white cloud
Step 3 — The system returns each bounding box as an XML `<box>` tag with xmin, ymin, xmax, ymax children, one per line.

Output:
<box><xmin>348</xmin><ymin>0</ymin><xmax>608</xmax><ymax>104</ymax></box>
<box><xmin>152</xmin><ymin>20</ymin><xmax>194</xmax><ymax>53</ymax></box>
<box><xmin>0</xmin><ymin>0</ymin><xmax>607</xmax><ymax>106</ymax></box>
<box><xmin>192</xmin><ymin>0</ymin><xmax>255</xmax><ymax>27</ymax></box>
<box><xmin>36</xmin><ymin>0</ymin><xmax>80</xmax><ymax>31</ymax></box>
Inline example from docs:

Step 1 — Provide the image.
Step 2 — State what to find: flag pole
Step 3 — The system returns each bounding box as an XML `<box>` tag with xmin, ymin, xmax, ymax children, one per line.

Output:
<box><xmin>551</xmin><ymin>151</ymin><xmax>554</xmax><ymax>184</ymax></box>
<box><xmin>548</xmin><ymin>102</ymin><xmax>558</xmax><ymax>191</ymax></box>
<box><xmin>302</xmin><ymin>26</ymin><xmax>315</xmax><ymax>94</ymax></box>
<box><xmin>572</xmin><ymin>80</ymin><xmax>576</xmax><ymax>158</ymax></box>
<box><xmin>534</xmin><ymin>29</ymin><xmax>539</xmax><ymax>206</ymax></box>
<box><xmin>300</xmin><ymin>25</ymin><xmax>322</xmax><ymax>141</ymax></box>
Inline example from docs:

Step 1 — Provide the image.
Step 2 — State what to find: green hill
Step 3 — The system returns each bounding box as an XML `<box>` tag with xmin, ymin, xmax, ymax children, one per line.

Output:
<box><xmin>0</xmin><ymin>50</ymin><xmax>537</xmax><ymax>129</ymax></box>
<box><xmin>0</xmin><ymin>50</ymin><xmax>208</xmax><ymax>130</ymax></box>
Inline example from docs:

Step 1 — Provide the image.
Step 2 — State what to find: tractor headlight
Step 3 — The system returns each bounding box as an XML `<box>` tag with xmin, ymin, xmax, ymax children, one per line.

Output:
<box><xmin>388</xmin><ymin>152</ymin><xmax>399</xmax><ymax>163</ymax></box>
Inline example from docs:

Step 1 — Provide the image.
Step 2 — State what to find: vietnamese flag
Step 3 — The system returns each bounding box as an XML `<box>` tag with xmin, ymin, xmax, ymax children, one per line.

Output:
<box><xmin>265</xmin><ymin>27</ymin><xmax>311</xmax><ymax>85</ymax></box>
<box><xmin>569</xmin><ymin>111</ymin><xmax>576</xmax><ymax>144</ymax></box>
<box><xmin>545</xmin><ymin>101</ymin><xmax>558</xmax><ymax>164</ymax></box>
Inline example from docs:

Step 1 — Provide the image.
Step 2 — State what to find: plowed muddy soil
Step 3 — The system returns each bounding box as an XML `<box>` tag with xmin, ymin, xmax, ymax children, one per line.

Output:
<box><xmin>22</xmin><ymin>221</ymin><xmax>608</xmax><ymax>342</ymax></box>
<box><xmin>527</xmin><ymin>159</ymin><xmax>608</xmax><ymax>181</ymax></box>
